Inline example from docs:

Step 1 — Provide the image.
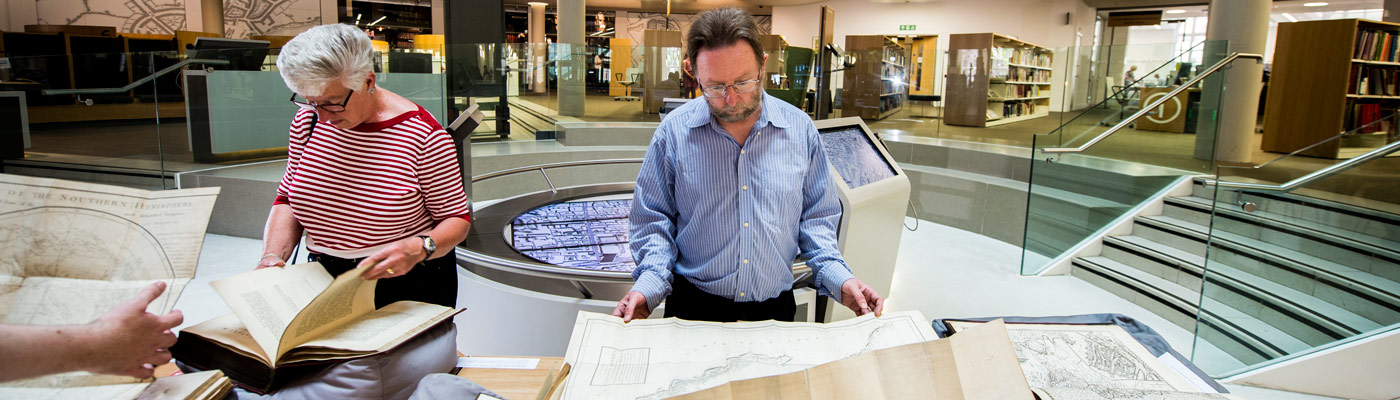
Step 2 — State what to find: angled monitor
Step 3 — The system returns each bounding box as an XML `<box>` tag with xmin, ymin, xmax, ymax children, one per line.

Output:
<box><xmin>817</xmin><ymin>124</ymin><xmax>897</xmax><ymax>189</ymax></box>
<box><xmin>189</xmin><ymin>37</ymin><xmax>271</xmax><ymax>71</ymax></box>
<box><xmin>389</xmin><ymin>51</ymin><xmax>433</xmax><ymax>73</ymax></box>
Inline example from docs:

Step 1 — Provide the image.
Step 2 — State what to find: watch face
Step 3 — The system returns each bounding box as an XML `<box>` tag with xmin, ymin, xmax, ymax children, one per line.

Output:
<box><xmin>422</xmin><ymin>235</ymin><xmax>436</xmax><ymax>253</ymax></box>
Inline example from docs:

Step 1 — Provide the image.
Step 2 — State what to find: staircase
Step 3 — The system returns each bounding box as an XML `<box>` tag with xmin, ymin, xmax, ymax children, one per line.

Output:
<box><xmin>1071</xmin><ymin>178</ymin><xmax>1400</xmax><ymax>370</ymax></box>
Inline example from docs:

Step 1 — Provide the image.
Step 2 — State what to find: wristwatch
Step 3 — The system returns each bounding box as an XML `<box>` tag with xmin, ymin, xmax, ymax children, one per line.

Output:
<box><xmin>417</xmin><ymin>235</ymin><xmax>436</xmax><ymax>263</ymax></box>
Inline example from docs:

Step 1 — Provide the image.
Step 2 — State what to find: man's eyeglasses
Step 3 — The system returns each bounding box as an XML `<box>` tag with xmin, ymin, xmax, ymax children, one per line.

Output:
<box><xmin>290</xmin><ymin>90</ymin><xmax>354</xmax><ymax>112</ymax></box>
<box><xmin>700</xmin><ymin>78</ymin><xmax>761</xmax><ymax>98</ymax></box>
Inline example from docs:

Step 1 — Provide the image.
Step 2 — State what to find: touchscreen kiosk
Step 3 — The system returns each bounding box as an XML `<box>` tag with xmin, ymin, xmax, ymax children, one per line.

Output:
<box><xmin>815</xmin><ymin>117</ymin><xmax>910</xmax><ymax>321</ymax></box>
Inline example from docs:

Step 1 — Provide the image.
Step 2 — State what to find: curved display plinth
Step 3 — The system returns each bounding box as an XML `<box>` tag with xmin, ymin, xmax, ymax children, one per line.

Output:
<box><xmin>453</xmin><ymin>183</ymin><xmax>813</xmax><ymax>356</ymax></box>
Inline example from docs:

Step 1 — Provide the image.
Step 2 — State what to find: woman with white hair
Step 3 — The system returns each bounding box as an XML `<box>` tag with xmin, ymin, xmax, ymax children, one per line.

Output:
<box><xmin>239</xmin><ymin>24</ymin><xmax>468</xmax><ymax>398</ymax></box>
<box><xmin>258</xmin><ymin>24</ymin><xmax>470</xmax><ymax>308</ymax></box>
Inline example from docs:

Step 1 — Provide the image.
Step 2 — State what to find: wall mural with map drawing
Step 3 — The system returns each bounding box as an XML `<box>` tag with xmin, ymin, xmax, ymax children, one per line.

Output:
<box><xmin>223</xmin><ymin>0</ymin><xmax>321</xmax><ymax>39</ymax></box>
<box><xmin>35</xmin><ymin>0</ymin><xmax>188</xmax><ymax>35</ymax></box>
<box><xmin>614</xmin><ymin>11</ymin><xmax>771</xmax><ymax>71</ymax></box>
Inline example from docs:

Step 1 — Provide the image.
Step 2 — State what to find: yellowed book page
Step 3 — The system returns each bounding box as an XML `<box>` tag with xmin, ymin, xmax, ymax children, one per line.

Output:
<box><xmin>294</xmin><ymin>301</ymin><xmax>454</xmax><ymax>354</ymax></box>
<box><xmin>276</xmin><ymin>264</ymin><xmax>377</xmax><ymax>358</ymax></box>
<box><xmin>178</xmin><ymin>314</ymin><xmax>272</xmax><ymax>364</ymax></box>
<box><xmin>200</xmin><ymin>377</ymin><xmax>234</xmax><ymax>400</ymax></box>
<box><xmin>946</xmin><ymin>320</ymin><xmax>1034</xmax><ymax>400</ymax></box>
<box><xmin>0</xmin><ymin>381</ymin><xmax>149</xmax><ymax>400</ymax></box>
<box><xmin>134</xmin><ymin>370</ymin><xmax>224</xmax><ymax>400</ymax></box>
<box><xmin>209</xmin><ymin>262</ymin><xmax>334</xmax><ymax>362</ymax></box>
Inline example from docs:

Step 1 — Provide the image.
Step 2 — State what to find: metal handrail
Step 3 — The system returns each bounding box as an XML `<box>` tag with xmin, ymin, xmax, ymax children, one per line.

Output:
<box><xmin>42</xmin><ymin>58</ymin><xmax>230</xmax><ymax>95</ymax></box>
<box><xmin>472</xmin><ymin>158</ymin><xmax>644</xmax><ymax>193</ymax></box>
<box><xmin>1203</xmin><ymin>139</ymin><xmax>1400</xmax><ymax>192</ymax></box>
<box><xmin>1043</xmin><ymin>52</ymin><xmax>1265</xmax><ymax>154</ymax></box>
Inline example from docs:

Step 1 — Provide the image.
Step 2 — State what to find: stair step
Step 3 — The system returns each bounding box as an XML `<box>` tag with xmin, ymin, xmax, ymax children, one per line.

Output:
<box><xmin>1072</xmin><ymin>256</ymin><xmax>1303</xmax><ymax>363</ymax></box>
<box><xmin>1191</xmin><ymin>179</ymin><xmax>1400</xmax><ymax>244</ymax></box>
<box><xmin>1102</xmin><ymin>233</ymin><xmax>1381</xmax><ymax>344</ymax></box>
<box><xmin>1137</xmin><ymin>214</ymin><xmax>1400</xmax><ymax>319</ymax></box>
<box><xmin>1168</xmin><ymin>196</ymin><xmax>1400</xmax><ymax>269</ymax></box>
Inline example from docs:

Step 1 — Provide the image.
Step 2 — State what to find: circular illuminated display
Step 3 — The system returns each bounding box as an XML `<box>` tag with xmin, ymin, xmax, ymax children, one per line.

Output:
<box><xmin>508</xmin><ymin>199</ymin><xmax>636</xmax><ymax>272</ymax></box>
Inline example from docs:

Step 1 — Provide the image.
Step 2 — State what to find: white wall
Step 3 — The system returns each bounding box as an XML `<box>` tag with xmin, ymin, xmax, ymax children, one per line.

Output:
<box><xmin>771</xmin><ymin>0</ymin><xmax>1097</xmax><ymax>112</ymax></box>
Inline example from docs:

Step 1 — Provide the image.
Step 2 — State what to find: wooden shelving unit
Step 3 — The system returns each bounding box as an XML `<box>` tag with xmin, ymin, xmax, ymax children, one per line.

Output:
<box><xmin>841</xmin><ymin>35</ymin><xmax>909</xmax><ymax>120</ymax></box>
<box><xmin>1264</xmin><ymin>18</ymin><xmax>1400</xmax><ymax>159</ymax></box>
<box><xmin>944</xmin><ymin>33</ymin><xmax>1053</xmax><ymax>127</ymax></box>
<box><xmin>909</xmin><ymin>36</ymin><xmax>938</xmax><ymax>98</ymax></box>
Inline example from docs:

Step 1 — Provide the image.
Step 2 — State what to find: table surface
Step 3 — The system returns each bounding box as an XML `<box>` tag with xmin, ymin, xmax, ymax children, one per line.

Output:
<box><xmin>156</xmin><ymin>355</ymin><xmax>567</xmax><ymax>399</ymax></box>
<box><xmin>456</xmin><ymin>356</ymin><xmax>566</xmax><ymax>400</ymax></box>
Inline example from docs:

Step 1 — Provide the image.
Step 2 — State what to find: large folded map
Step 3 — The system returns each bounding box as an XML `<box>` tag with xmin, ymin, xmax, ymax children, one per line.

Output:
<box><xmin>560</xmin><ymin>310</ymin><xmax>939</xmax><ymax>400</ymax></box>
<box><xmin>0</xmin><ymin>173</ymin><xmax>224</xmax><ymax>399</ymax></box>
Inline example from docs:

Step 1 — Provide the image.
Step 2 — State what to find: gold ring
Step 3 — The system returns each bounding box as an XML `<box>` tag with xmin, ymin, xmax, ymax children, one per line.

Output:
<box><xmin>386</xmin><ymin>268</ymin><xmax>395</xmax><ymax>275</ymax></box>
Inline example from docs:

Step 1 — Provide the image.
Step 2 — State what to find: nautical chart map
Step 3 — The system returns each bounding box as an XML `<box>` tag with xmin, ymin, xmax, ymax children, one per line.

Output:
<box><xmin>946</xmin><ymin>322</ymin><xmax>1239</xmax><ymax>400</ymax></box>
<box><xmin>561</xmin><ymin>310</ymin><xmax>937</xmax><ymax>400</ymax></box>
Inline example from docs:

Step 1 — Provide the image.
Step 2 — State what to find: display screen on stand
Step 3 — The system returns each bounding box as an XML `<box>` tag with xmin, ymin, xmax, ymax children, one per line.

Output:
<box><xmin>818</xmin><ymin>126</ymin><xmax>897</xmax><ymax>189</ymax></box>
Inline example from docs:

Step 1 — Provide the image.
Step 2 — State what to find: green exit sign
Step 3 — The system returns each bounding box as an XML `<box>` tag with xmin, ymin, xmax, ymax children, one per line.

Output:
<box><xmin>899</xmin><ymin>24</ymin><xmax>916</xmax><ymax>31</ymax></box>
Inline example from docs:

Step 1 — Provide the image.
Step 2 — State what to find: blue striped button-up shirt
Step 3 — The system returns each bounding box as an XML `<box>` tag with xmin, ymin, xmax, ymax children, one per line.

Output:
<box><xmin>629</xmin><ymin>93</ymin><xmax>855</xmax><ymax>311</ymax></box>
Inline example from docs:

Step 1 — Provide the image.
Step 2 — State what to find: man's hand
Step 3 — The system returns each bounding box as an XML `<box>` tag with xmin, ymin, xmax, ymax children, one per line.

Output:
<box><xmin>612</xmin><ymin>291</ymin><xmax>651</xmax><ymax>322</ymax></box>
<box><xmin>839</xmin><ymin>278</ymin><xmax>885</xmax><ymax>317</ymax></box>
<box><xmin>255</xmin><ymin>253</ymin><xmax>285</xmax><ymax>269</ymax></box>
<box><xmin>359</xmin><ymin>236</ymin><xmax>429</xmax><ymax>280</ymax></box>
<box><xmin>81</xmin><ymin>281</ymin><xmax>184</xmax><ymax>378</ymax></box>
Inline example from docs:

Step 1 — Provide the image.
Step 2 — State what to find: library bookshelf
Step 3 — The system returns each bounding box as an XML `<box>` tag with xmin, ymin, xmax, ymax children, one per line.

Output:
<box><xmin>1264</xmin><ymin>18</ymin><xmax>1400</xmax><ymax>159</ymax></box>
<box><xmin>944</xmin><ymin>33</ymin><xmax>1053</xmax><ymax>127</ymax></box>
<box><xmin>842</xmin><ymin>35</ymin><xmax>910</xmax><ymax>120</ymax></box>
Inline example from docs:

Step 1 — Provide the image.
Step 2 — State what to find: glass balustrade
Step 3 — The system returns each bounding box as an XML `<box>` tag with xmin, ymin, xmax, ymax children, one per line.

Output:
<box><xmin>1192</xmin><ymin>111</ymin><xmax>1400</xmax><ymax>376</ymax></box>
<box><xmin>1020</xmin><ymin>40</ymin><xmax>1229</xmax><ymax>275</ymax></box>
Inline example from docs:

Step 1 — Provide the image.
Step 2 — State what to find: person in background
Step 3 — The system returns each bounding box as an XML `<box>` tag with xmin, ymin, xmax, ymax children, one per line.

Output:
<box><xmin>1124</xmin><ymin>65</ymin><xmax>1139</xmax><ymax>85</ymax></box>
<box><xmin>612</xmin><ymin>8</ymin><xmax>884</xmax><ymax>323</ymax></box>
<box><xmin>0</xmin><ymin>282</ymin><xmax>181</xmax><ymax>383</ymax></box>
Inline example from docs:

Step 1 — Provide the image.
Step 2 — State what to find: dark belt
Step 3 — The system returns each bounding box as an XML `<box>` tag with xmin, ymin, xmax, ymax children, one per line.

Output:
<box><xmin>662</xmin><ymin>275</ymin><xmax>796</xmax><ymax>323</ymax></box>
<box><xmin>308</xmin><ymin>250</ymin><xmax>459</xmax><ymax>309</ymax></box>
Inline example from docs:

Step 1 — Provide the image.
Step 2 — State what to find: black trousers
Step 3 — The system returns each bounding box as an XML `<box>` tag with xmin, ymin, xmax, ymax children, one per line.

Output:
<box><xmin>663</xmin><ymin>276</ymin><xmax>796</xmax><ymax>323</ymax></box>
<box><xmin>310</xmin><ymin>249</ymin><xmax>458</xmax><ymax>309</ymax></box>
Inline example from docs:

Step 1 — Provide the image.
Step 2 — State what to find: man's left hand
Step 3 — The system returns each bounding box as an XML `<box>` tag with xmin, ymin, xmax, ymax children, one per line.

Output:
<box><xmin>839</xmin><ymin>278</ymin><xmax>884</xmax><ymax>317</ymax></box>
<box><xmin>359</xmin><ymin>237</ymin><xmax>428</xmax><ymax>280</ymax></box>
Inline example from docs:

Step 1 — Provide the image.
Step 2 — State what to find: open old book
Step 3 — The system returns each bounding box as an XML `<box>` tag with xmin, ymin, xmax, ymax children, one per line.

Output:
<box><xmin>170</xmin><ymin>262</ymin><xmax>460</xmax><ymax>393</ymax></box>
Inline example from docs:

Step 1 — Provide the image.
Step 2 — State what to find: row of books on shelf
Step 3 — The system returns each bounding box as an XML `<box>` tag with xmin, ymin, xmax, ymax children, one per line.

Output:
<box><xmin>880</xmin><ymin>95</ymin><xmax>904</xmax><ymax>112</ymax></box>
<box><xmin>1354</xmin><ymin>28</ymin><xmax>1400</xmax><ymax>63</ymax></box>
<box><xmin>997</xmin><ymin>69</ymin><xmax>1050</xmax><ymax>82</ymax></box>
<box><xmin>1349</xmin><ymin>64</ymin><xmax>1400</xmax><ymax>96</ymax></box>
<box><xmin>882</xmin><ymin>81</ymin><xmax>904</xmax><ymax>95</ymax></box>
<box><xmin>1345</xmin><ymin>102</ymin><xmax>1399</xmax><ymax>134</ymax></box>
<box><xmin>993</xmin><ymin>85</ymin><xmax>1042</xmax><ymax>99</ymax></box>
<box><xmin>881</xmin><ymin>64</ymin><xmax>907</xmax><ymax>77</ymax></box>
<box><xmin>996</xmin><ymin>101</ymin><xmax>1039</xmax><ymax>119</ymax></box>
<box><xmin>1003</xmin><ymin>47</ymin><xmax>1051</xmax><ymax>68</ymax></box>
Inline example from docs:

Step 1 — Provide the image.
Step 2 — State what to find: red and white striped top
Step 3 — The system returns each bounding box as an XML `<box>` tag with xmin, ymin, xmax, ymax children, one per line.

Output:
<box><xmin>275</xmin><ymin>107</ymin><xmax>470</xmax><ymax>258</ymax></box>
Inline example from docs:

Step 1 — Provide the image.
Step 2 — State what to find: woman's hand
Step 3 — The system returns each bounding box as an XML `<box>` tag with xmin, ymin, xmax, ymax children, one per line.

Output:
<box><xmin>255</xmin><ymin>253</ymin><xmax>286</xmax><ymax>269</ymax></box>
<box><xmin>359</xmin><ymin>237</ymin><xmax>428</xmax><ymax>280</ymax></box>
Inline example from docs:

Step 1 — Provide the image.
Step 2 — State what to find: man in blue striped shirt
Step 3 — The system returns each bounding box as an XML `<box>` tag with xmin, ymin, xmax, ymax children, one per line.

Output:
<box><xmin>612</xmin><ymin>8</ymin><xmax>885</xmax><ymax>323</ymax></box>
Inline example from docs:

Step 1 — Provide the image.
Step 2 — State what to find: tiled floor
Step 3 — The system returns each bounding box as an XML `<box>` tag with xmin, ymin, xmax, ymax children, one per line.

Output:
<box><xmin>174</xmin><ymin>222</ymin><xmax>1335</xmax><ymax>399</ymax></box>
